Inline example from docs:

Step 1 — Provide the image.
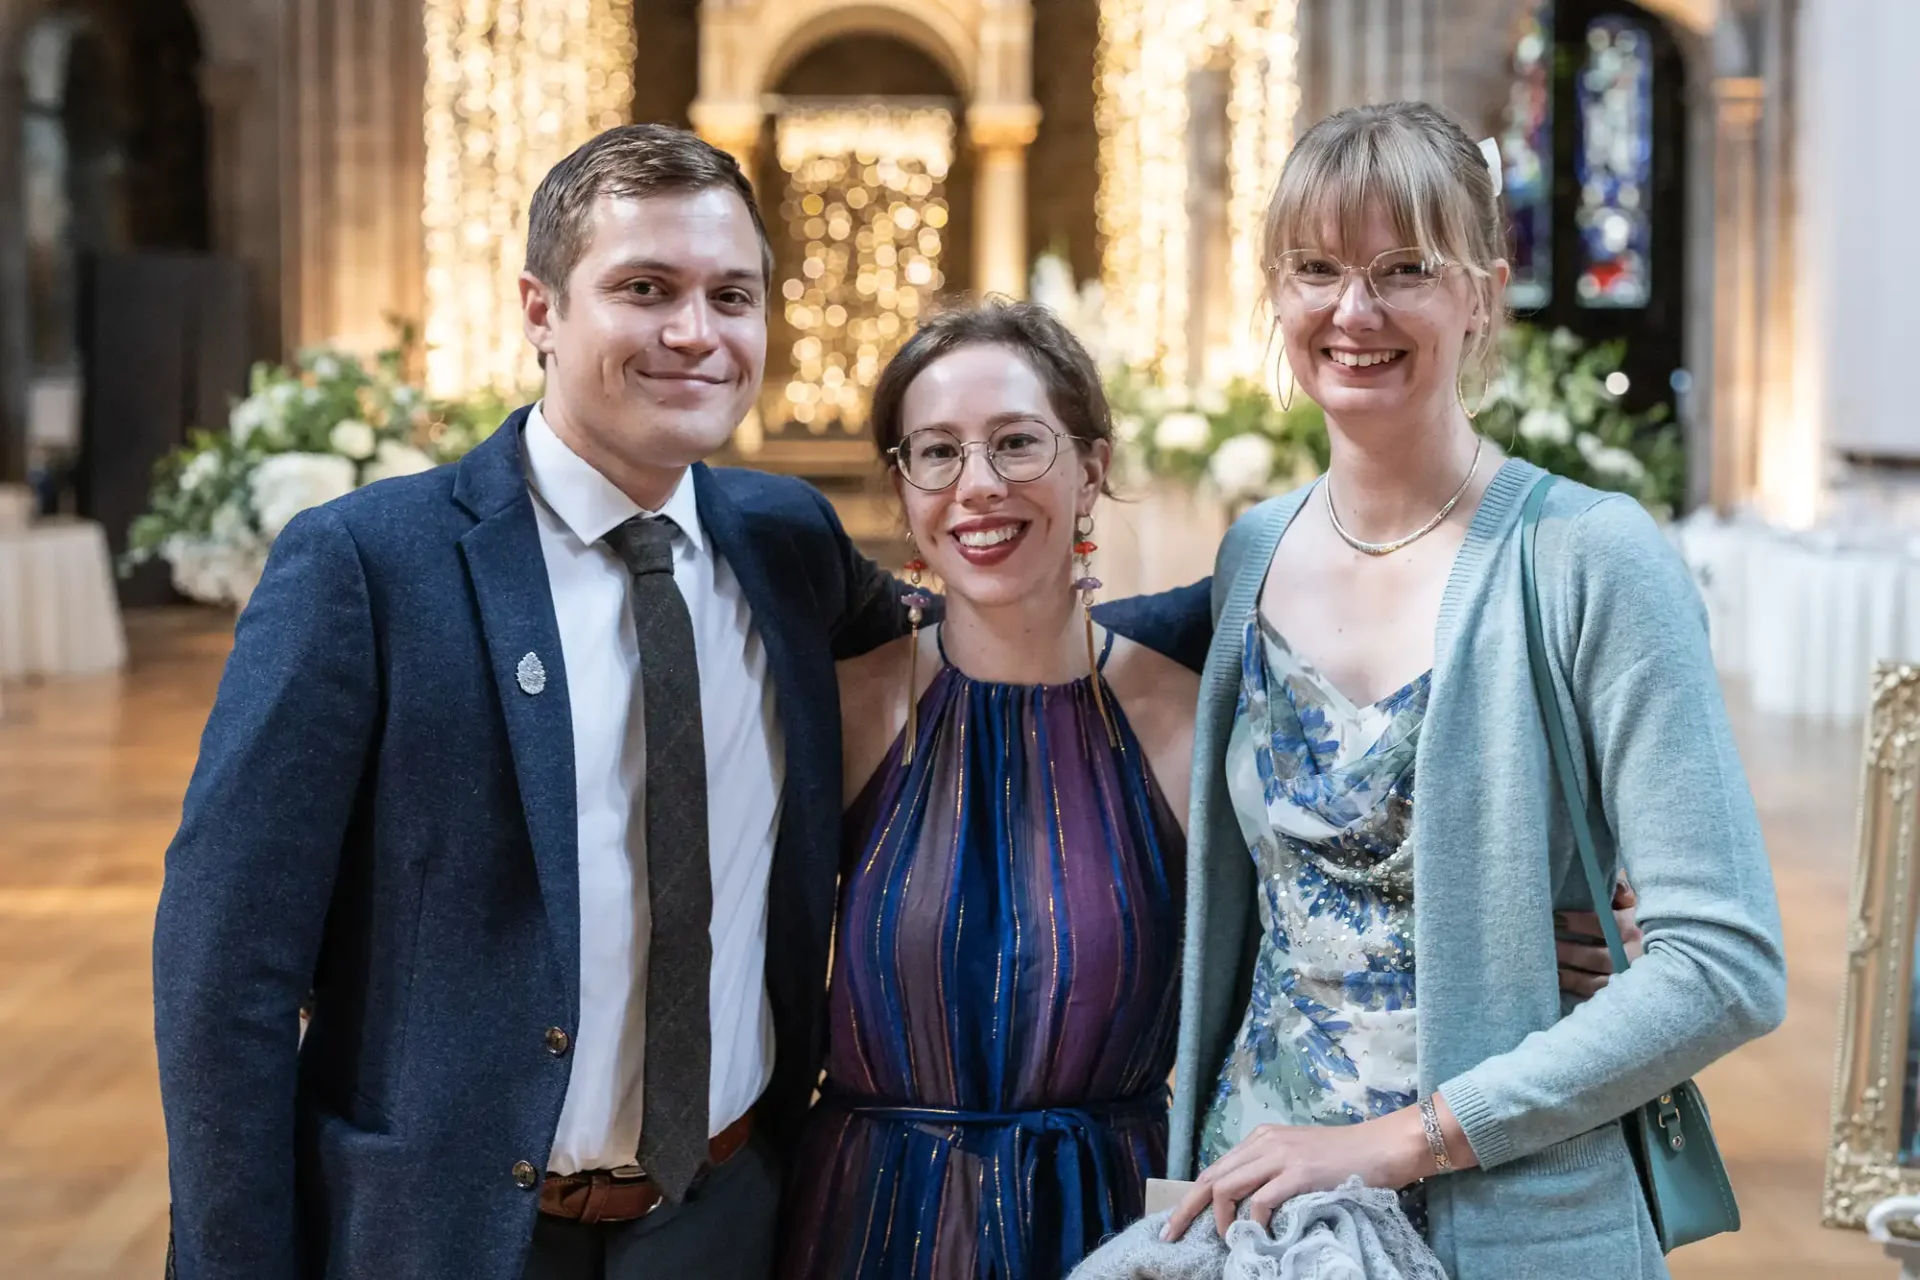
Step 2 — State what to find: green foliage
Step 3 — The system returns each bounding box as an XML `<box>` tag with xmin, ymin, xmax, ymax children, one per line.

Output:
<box><xmin>1105</xmin><ymin>322</ymin><xmax>1685</xmax><ymax>513</ymax></box>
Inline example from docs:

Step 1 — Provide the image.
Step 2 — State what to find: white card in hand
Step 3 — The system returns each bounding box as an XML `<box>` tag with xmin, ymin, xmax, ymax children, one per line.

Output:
<box><xmin>1144</xmin><ymin>1177</ymin><xmax>1196</xmax><ymax>1215</ymax></box>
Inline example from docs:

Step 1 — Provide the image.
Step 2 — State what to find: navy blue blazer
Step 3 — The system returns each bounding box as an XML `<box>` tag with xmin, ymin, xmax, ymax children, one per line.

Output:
<box><xmin>154</xmin><ymin>407</ymin><xmax>1212</xmax><ymax>1279</ymax></box>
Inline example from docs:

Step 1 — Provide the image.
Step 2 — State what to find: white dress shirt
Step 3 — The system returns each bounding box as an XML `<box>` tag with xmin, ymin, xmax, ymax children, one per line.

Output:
<box><xmin>522</xmin><ymin>404</ymin><xmax>783</xmax><ymax>1175</ymax></box>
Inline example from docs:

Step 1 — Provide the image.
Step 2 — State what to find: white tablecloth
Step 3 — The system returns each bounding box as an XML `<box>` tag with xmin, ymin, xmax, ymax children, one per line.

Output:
<box><xmin>1676</xmin><ymin>515</ymin><xmax>1920</xmax><ymax>719</ymax></box>
<box><xmin>0</xmin><ymin>519</ymin><xmax>128</xmax><ymax>680</ymax></box>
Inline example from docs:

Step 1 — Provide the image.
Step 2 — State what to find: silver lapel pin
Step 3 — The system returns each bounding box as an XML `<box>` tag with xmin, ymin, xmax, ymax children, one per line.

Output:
<box><xmin>516</xmin><ymin>651</ymin><xmax>548</xmax><ymax>696</ymax></box>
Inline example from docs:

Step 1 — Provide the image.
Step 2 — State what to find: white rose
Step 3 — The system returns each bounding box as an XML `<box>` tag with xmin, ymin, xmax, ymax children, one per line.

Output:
<box><xmin>1195</xmin><ymin>383</ymin><xmax>1230</xmax><ymax>415</ymax></box>
<box><xmin>162</xmin><ymin>532</ymin><xmax>268</xmax><ymax>607</ymax></box>
<box><xmin>179</xmin><ymin>450</ymin><xmax>222</xmax><ymax>493</ymax></box>
<box><xmin>312</xmin><ymin>354</ymin><xmax>342</xmax><ymax>381</ymax></box>
<box><xmin>329</xmin><ymin>419</ymin><xmax>378</xmax><ymax>460</ymax></box>
<box><xmin>1208</xmin><ymin>433</ymin><xmax>1277</xmax><ymax>499</ymax></box>
<box><xmin>1153</xmin><ymin>411</ymin><xmax>1211</xmax><ymax>453</ymax></box>
<box><xmin>301</xmin><ymin>386</ymin><xmax>322</xmax><ymax>407</ymax></box>
<box><xmin>360</xmin><ymin>441</ymin><xmax>437</xmax><ymax>486</ymax></box>
<box><xmin>1550</xmin><ymin>327</ymin><xmax>1582</xmax><ymax>354</ymax></box>
<box><xmin>208</xmin><ymin>498</ymin><xmax>255</xmax><ymax>545</ymax></box>
<box><xmin>1593</xmin><ymin>444</ymin><xmax>1647</xmax><ymax>481</ymax></box>
<box><xmin>1517</xmin><ymin>408</ymin><xmax>1573</xmax><ymax>445</ymax></box>
<box><xmin>249</xmin><ymin>452</ymin><xmax>356</xmax><ymax>538</ymax></box>
<box><xmin>230</xmin><ymin>396</ymin><xmax>271</xmax><ymax>445</ymax></box>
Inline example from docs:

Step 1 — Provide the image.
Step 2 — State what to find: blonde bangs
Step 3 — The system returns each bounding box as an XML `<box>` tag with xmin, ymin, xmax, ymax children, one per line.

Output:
<box><xmin>1258</xmin><ymin>102</ymin><xmax>1508</xmax><ymax>374</ymax></box>
<box><xmin>1263</xmin><ymin>112</ymin><xmax>1484</xmax><ymax>286</ymax></box>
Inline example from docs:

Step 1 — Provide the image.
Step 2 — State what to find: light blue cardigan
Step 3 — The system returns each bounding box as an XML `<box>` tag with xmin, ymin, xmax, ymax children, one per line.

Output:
<box><xmin>1168</xmin><ymin>459</ymin><xmax>1787</xmax><ymax>1279</ymax></box>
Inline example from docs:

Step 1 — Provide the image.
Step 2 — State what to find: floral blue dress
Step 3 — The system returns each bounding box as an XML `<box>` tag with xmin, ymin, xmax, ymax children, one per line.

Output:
<box><xmin>1199</xmin><ymin>607</ymin><xmax>1429</xmax><ymax>1222</ymax></box>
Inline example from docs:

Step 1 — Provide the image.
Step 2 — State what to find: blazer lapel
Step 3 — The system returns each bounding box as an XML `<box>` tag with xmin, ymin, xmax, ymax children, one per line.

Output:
<box><xmin>454</xmin><ymin>414</ymin><xmax>581</xmax><ymax>1014</ymax></box>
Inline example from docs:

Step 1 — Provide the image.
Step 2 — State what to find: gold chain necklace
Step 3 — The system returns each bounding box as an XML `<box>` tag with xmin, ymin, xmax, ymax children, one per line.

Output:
<box><xmin>1324</xmin><ymin>438</ymin><xmax>1485</xmax><ymax>557</ymax></box>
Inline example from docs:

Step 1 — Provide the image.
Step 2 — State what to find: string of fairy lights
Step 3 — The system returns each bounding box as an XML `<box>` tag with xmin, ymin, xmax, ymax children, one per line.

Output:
<box><xmin>421</xmin><ymin>0</ymin><xmax>636</xmax><ymax>396</ymax></box>
<box><xmin>1097</xmin><ymin>0</ymin><xmax>1299</xmax><ymax>387</ymax></box>
<box><xmin>772</xmin><ymin>105</ymin><xmax>954</xmax><ymax>433</ymax></box>
<box><xmin>418</xmin><ymin>1</ymin><xmax>1296</xmax><ymax>408</ymax></box>
<box><xmin>1224</xmin><ymin>0</ymin><xmax>1301</xmax><ymax>383</ymax></box>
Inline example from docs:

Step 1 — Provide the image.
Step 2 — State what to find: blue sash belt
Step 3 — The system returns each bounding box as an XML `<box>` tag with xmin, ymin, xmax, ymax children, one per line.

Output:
<box><xmin>821</xmin><ymin>1086</ymin><xmax>1169</xmax><ymax>1278</ymax></box>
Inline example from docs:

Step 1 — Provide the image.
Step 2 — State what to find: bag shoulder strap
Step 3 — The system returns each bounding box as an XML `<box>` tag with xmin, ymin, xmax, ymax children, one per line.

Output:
<box><xmin>1519</xmin><ymin>475</ymin><xmax>1633</xmax><ymax>975</ymax></box>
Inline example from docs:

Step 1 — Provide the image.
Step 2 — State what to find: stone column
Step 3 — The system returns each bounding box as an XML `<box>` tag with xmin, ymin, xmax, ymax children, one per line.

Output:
<box><xmin>689</xmin><ymin>99</ymin><xmax>764</xmax><ymax>182</ymax></box>
<box><xmin>282</xmin><ymin>0</ymin><xmax>426</xmax><ymax>357</ymax></box>
<box><xmin>691</xmin><ymin>0</ymin><xmax>763</xmax><ymax>182</ymax></box>
<box><xmin>969</xmin><ymin>103</ymin><xmax>1041</xmax><ymax>299</ymax></box>
<box><xmin>197</xmin><ymin>61</ymin><xmax>283</xmax><ymax>353</ymax></box>
<box><xmin>1709</xmin><ymin>76</ymin><xmax>1764</xmax><ymax>510</ymax></box>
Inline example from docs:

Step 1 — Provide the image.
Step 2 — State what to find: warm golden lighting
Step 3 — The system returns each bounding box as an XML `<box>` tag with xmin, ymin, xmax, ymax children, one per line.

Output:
<box><xmin>1097</xmin><ymin>0</ymin><xmax>1299</xmax><ymax>386</ymax></box>
<box><xmin>1223</xmin><ymin>0</ymin><xmax>1300</xmax><ymax>383</ymax></box>
<box><xmin>422</xmin><ymin>0</ymin><xmax>636</xmax><ymax>397</ymax></box>
<box><xmin>1097</xmin><ymin>0</ymin><xmax>1205</xmax><ymax>384</ymax></box>
<box><xmin>772</xmin><ymin>105</ymin><xmax>954</xmax><ymax>433</ymax></box>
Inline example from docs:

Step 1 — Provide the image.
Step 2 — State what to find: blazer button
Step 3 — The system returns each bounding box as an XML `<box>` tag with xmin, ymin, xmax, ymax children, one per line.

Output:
<box><xmin>545</xmin><ymin>1027</ymin><xmax>571</xmax><ymax>1056</ymax></box>
<box><xmin>512</xmin><ymin>1160</ymin><xmax>538</xmax><ymax>1190</ymax></box>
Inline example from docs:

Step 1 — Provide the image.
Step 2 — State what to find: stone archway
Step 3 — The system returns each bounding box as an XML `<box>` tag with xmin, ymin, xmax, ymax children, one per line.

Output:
<box><xmin>692</xmin><ymin>0</ymin><xmax>1037</xmax><ymax>476</ymax></box>
<box><xmin>0</xmin><ymin>0</ymin><xmax>282</xmax><ymax>483</ymax></box>
<box><xmin>691</xmin><ymin>0</ymin><xmax>1034</xmax><ymax>304</ymax></box>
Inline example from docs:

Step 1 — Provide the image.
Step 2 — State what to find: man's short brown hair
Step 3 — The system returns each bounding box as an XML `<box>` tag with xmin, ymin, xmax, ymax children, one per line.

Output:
<box><xmin>524</xmin><ymin>123</ymin><xmax>773</xmax><ymax>306</ymax></box>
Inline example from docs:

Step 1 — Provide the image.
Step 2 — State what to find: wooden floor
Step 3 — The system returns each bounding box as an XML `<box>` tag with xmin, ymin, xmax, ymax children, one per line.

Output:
<box><xmin>0</xmin><ymin>608</ymin><xmax>1891</xmax><ymax>1276</ymax></box>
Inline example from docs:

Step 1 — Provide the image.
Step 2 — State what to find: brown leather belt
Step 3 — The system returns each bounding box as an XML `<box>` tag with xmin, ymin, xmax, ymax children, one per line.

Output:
<box><xmin>537</xmin><ymin>1113</ymin><xmax>755</xmax><ymax>1224</ymax></box>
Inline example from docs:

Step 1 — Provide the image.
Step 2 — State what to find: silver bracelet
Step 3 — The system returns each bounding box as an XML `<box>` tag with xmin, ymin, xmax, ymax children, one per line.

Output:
<box><xmin>1420</xmin><ymin>1097</ymin><xmax>1454</xmax><ymax>1174</ymax></box>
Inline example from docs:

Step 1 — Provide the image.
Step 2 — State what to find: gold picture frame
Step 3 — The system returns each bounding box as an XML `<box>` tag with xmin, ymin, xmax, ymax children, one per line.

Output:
<box><xmin>1826</xmin><ymin>663</ymin><xmax>1920</xmax><ymax>1231</ymax></box>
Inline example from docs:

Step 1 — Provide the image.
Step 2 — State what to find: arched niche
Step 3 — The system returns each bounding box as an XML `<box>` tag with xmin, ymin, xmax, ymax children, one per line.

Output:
<box><xmin>754</xmin><ymin>32</ymin><xmax>972</xmax><ymax>451</ymax></box>
<box><xmin>758</xmin><ymin>1</ymin><xmax>975</xmax><ymax>100</ymax></box>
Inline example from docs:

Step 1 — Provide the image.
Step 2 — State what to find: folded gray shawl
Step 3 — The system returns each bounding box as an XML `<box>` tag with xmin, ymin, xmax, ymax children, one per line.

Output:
<box><xmin>1069</xmin><ymin>1178</ymin><xmax>1447</xmax><ymax>1280</ymax></box>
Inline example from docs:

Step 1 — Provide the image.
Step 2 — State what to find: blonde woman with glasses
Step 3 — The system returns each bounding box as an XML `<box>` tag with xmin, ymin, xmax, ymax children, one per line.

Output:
<box><xmin>1160</xmin><ymin>102</ymin><xmax>1785</xmax><ymax>1278</ymax></box>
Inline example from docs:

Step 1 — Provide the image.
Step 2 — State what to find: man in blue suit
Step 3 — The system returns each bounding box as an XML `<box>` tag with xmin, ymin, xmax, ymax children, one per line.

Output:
<box><xmin>155</xmin><ymin>124</ymin><xmax>1208</xmax><ymax>1279</ymax></box>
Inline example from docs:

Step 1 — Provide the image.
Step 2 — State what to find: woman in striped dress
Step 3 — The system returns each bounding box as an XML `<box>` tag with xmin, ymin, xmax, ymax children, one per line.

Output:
<box><xmin>777</xmin><ymin>301</ymin><xmax>1200</xmax><ymax>1280</ymax></box>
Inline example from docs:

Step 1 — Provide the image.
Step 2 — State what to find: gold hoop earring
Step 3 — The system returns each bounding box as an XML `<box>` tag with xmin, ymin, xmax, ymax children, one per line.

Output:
<box><xmin>1278</xmin><ymin>360</ymin><xmax>1296</xmax><ymax>413</ymax></box>
<box><xmin>1073</xmin><ymin>515</ymin><xmax>1120</xmax><ymax>747</ymax></box>
<box><xmin>1457</xmin><ymin>366</ymin><xmax>1490</xmax><ymax>420</ymax></box>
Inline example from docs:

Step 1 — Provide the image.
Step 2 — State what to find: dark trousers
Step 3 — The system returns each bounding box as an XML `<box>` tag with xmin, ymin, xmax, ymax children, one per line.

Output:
<box><xmin>521</xmin><ymin>1133</ymin><xmax>781</xmax><ymax>1280</ymax></box>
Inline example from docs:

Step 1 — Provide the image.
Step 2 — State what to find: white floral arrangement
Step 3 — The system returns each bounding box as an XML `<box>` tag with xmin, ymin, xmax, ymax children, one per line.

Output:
<box><xmin>1029</xmin><ymin>251</ymin><xmax>1314</xmax><ymax>507</ymax></box>
<box><xmin>1478</xmin><ymin>325</ymin><xmax>1683</xmax><ymax>514</ymax></box>
<box><xmin>1099</xmin><ymin>323</ymin><xmax>1683</xmax><ymax>515</ymax></box>
<box><xmin>125</xmin><ymin>342</ymin><xmax>514</xmax><ymax>607</ymax></box>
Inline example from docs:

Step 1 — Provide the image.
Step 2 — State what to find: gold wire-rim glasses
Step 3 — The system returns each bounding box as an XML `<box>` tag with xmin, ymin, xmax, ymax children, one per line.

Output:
<box><xmin>1271</xmin><ymin>246</ymin><xmax>1458</xmax><ymax>313</ymax></box>
<box><xmin>887</xmin><ymin>421</ymin><xmax>1070</xmax><ymax>492</ymax></box>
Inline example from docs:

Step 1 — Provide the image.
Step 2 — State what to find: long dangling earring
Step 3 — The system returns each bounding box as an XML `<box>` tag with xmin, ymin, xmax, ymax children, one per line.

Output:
<box><xmin>1277</xmin><ymin>356</ymin><xmax>1297</xmax><ymax>413</ymax></box>
<box><xmin>900</xmin><ymin>536</ymin><xmax>935</xmax><ymax>768</ymax></box>
<box><xmin>1074</xmin><ymin>515</ymin><xmax>1121</xmax><ymax>747</ymax></box>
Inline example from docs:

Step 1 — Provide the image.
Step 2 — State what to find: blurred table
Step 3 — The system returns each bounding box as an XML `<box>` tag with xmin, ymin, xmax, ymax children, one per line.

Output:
<box><xmin>0</xmin><ymin>518</ymin><xmax>127</xmax><ymax>681</ymax></box>
<box><xmin>1676</xmin><ymin>513</ymin><xmax>1920</xmax><ymax>719</ymax></box>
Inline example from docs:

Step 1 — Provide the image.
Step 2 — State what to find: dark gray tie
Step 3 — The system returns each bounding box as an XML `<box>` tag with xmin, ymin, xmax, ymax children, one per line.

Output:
<box><xmin>604</xmin><ymin>514</ymin><xmax>711</xmax><ymax>1202</ymax></box>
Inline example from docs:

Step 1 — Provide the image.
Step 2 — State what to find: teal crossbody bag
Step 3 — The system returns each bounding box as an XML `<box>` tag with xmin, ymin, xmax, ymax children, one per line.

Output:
<box><xmin>1519</xmin><ymin>475</ymin><xmax>1741</xmax><ymax>1253</ymax></box>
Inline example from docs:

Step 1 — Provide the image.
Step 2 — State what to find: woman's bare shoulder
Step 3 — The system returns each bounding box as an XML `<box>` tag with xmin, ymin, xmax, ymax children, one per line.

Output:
<box><xmin>836</xmin><ymin>634</ymin><xmax>915</xmax><ymax>699</ymax></box>
<box><xmin>1103</xmin><ymin>632</ymin><xmax>1201</xmax><ymax>715</ymax></box>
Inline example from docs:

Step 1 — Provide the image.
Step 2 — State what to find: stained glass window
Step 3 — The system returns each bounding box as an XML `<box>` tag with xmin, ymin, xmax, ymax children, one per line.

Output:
<box><xmin>1575</xmin><ymin>17</ymin><xmax>1653</xmax><ymax>308</ymax></box>
<box><xmin>1501</xmin><ymin>1</ymin><xmax>1553</xmax><ymax>309</ymax></box>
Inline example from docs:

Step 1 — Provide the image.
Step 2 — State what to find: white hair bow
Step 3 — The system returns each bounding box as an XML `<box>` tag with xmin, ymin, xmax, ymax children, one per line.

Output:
<box><xmin>1478</xmin><ymin>137</ymin><xmax>1504</xmax><ymax>198</ymax></box>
